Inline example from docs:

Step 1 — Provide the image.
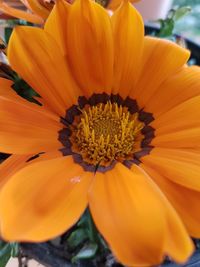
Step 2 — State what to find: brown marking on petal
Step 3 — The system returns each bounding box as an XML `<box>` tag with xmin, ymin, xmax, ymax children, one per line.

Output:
<box><xmin>89</xmin><ymin>93</ymin><xmax>110</xmax><ymax>106</ymax></box>
<box><xmin>134</xmin><ymin>147</ymin><xmax>153</xmax><ymax>160</ymax></box>
<box><xmin>65</xmin><ymin>105</ymin><xmax>81</xmax><ymax>124</ymax></box>
<box><xmin>78</xmin><ymin>96</ymin><xmax>88</xmax><ymax>109</ymax></box>
<box><xmin>58</xmin><ymin>128</ymin><xmax>72</xmax><ymax>148</ymax></box>
<box><xmin>123</xmin><ymin>97</ymin><xmax>139</xmax><ymax>114</ymax></box>
<box><xmin>123</xmin><ymin>158</ymin><xmax>141</xmax><ymax>168</ymax></box>
<box><xmin>72</xmin><ymin>153</ymin><xmax>96</xmax><ymax>172</ymax></box>
<box><xmin>110</xmin><ymin>94</ymin><xmax>124</xmax><ymax>105</ymax></box>
<box><xmin>139</xmin><ymin>110</ymin><xmax>154</xmax><ymax>125</ymax></box>
<box><xmin>96</xmin><ymin>160</ymin><xmax>117</xmax><ymax>173</ymax></box>
<box><xmin>143</xmin><ymin>130</ymin><xmax>155</xmax><ymax>140</ymax></box>
<box><xmin>141</xmin><ymin>125</ymin><xmax>154</xmax><ymax>135</ymax></box>
<box><xmin>141</xmin><ymin>137</ymin><xmax>154</xmax><ymax>148</ymax></box>
<box><xmin>60</xmin><ymin>147</ymin><xmax>73</xmax><ymax>156</ymax></box>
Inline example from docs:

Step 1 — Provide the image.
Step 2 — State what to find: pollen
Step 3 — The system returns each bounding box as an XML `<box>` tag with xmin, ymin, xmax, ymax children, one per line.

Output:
<box><xmin>70</xmin><ymin>102</ymin><xmax>144</xmax><ymax>167</ymax></box>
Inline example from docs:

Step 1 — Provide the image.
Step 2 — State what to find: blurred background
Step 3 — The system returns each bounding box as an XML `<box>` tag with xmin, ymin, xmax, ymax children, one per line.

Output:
<box><xmin>0</xmin><ymin>0</ymin><xmax>199</xmax><ymax>43</ymax></box>
<box><xmin>134</xmin><ymin>0</ymin><xmax>200</xmax><ymax>43</ymax></box>
<box><xmin>172</xmin><ymin>0</ymin><xmax>200</xmax><ymax>43</ymax></box>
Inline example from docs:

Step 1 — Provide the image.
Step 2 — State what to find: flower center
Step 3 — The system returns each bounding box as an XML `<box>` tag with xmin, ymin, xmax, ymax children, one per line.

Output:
<box><xmin>70</xmin><ymin>102</ymin><xmax>144</xmax><ymax>167</ymax></box>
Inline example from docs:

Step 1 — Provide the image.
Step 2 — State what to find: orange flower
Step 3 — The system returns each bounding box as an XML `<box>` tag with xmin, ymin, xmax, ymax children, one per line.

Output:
<box><xmin>107</xmin><ymin>0</ymin><xmax>139</xmax><ymax>11</ymax></box>
<box><xmin>0</xmin><ymin>0</ymin><xmax>200</xmax><ymax>265</ymax></box>
<box><xmin>0</xmin><ymin>0</ymin><xmax>53</xmax><ymax>23</ymax></box>
<box><xmin>0</xmin><ymin>0</ymin><xmax>140</xmax><ymax>23</ymax></box>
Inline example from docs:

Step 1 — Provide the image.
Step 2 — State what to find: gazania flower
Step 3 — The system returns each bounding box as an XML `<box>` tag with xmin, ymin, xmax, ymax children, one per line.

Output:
<box><xmin>0</xmin><ymin>0</ymin><xmax>54</xmax><ymax>24</ymax></box>
<box><xmin>1</xmin><ymin>0</ymin><xmax>200</xmax><ymax>266</ymax></box>
<box><xmin>0</xmin><ymin>0</ymin><xmax>140</xmax><ymax>23</ymax></box>
<box><xmin>107</xmin><ymin>0</ymin><xmax>139</xmax><ymax>10</ymax></box>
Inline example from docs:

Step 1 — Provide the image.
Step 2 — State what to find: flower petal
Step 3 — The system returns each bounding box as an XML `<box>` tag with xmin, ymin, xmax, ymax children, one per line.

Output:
<box><xmin>8</xmin><ymin>26</ymin><xmax>81</xmax><ymax>116</ymax></box>
<box><xmin>108</xmin><ymin>0</ymin><xmax>140</xmax><ymax>10</ymax></box>
<box><xmin>66</xmin><ymin>0</ymin><xmax>114</xmax><ymax>96</ymax></box>
<box><xmin>89</xmin><ymin>163</ymin><xmax>192</xmax><ymax>266</ymax></box>
<box><xmin>45</xmin><ymin>0</ymin><xmax>69</xmax><ymax>56</ymax></box>
<box><xmin>152</xmin><ymin>128</ymin><xmax>200</xmax><ymax>148</ymax></box>
<box><xmin>0</xmin><ymin>81</ymin><xmax>61</xmax><ymax>154</ymax></box>
<box><xmin>151</xmin><ymin>95</ymin><xmax>200</xmax><ymax>134</ymax></box>
<box><xmin>0</xmin><ymin>156</ymin><xmax>93</xmax><ymax>241</ymax></box>
<box><xmin>0</xmin><ymin>77</ymin><xmax>57</xmax><ymax>119</ymax></box>
<box><xmin>142</xmin><ymin>148</ymin><xmax>200</xmax><ymax>191</ymax></box>
<box><xmin>142</xmin><ymin>163</ymin><xmax>200</xmax><ymax>237</ymax></box>
<box><xmin>25</xmin><ymin>0</ymin><xmax>50</xmax><ymax>20</ymax></box>
<box><xmin>145</xmin><ymin>66</ymin><xmax>200</xmax><ymax>116</ymax></box>
<box><xmin>111</xmin><ymin>1</ymin><xmax>144</xmax><ymax>97</ymax></box>
<box><xmin>130</xmin><ymin>37</ymin><xmax>190</xmax><ymax>108</ymax></box>
<box><xmin>0</xmin><ymin>1</ymin><xmax>43</xmax><ymax>24</ymax></box>
<box><xmin>0</xmin><ymin>155</ymin><xmax>31</xmax><ymax>189</ymax></box>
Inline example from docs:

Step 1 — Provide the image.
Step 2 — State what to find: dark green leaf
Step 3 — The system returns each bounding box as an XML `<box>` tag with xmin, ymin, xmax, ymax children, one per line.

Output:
<box><xmin>67</xmin><ymin>229</ymin><xmax>88</xmax><ymax>249</ymax></box>
<box><xmin>4</xmin><ymin>28</ymin><xmax>13</xmax><ymax>44</ymax></box>
<box><xmin>10</xmin><ymin>243</ymin><xmax>19</xmax><ymax>257</ymax></box>
<box><xmin>72</xmin><ymin>243</ymin><xmax>98</xmax><ymax>263</ymax></box>
<box><xmin>157</xmin><ymin>18</ymin><xmax>174</xmax><ymax>37</ymax></box>
<box><xmin>0</xmin><ymin>243</ymin><xmax>12</xmax><ymax>267</ymax></box>
<box><xmin>12</xmin><ymin>76</ymin><xmax>40</xmax><ymax>103</ymax></box>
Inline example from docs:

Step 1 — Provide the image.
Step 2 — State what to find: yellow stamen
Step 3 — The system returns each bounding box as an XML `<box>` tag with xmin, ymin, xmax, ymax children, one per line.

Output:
<box><xmin>70</xmin><ymin>102</ymin><xmax>144</xmax><ymax>166</ymax></box>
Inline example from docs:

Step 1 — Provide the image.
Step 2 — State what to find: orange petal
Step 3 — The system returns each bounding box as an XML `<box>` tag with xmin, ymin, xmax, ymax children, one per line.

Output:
<box><xmin>152</xmin><ymin>127</ymin><xmax>200</xmax><ymax>148</ymax></box>
<box><xmin>66</xmin><ymin>0</ymin><xmax>114</xmax><ymax>96</ymax></box>
<box><xmin>45</xmin><ymin>0</ymin><xmax>69</xmax><ymax>56</ymax></box>
<box><xmin>0</xmin><ymin>77</ymin><xmax>58</xmax><ymax>121</ymax></box>
<box><xmin>0</xmin><ymin>154</ymin><xmax>31</xmax><ymax>189</ymax></box>
<box><xmin>142</xmin><ymin>148</ymin><xmax>200</xmax><ymax>191</ymax></box>
<box><xmin>145</xmin><ymin>66</ymin><xmax>200</xmax><ymax>116</ymax></box>
<box><xmin>25</xmin><ymin>0</ymin><xmax>50</xmax><ymax>19</ymax></box>
<box><xmin>0</xmin><ymin>1</ymin><xmax>44</xmax><ymax>24</ymax></box>
<box><xmin>89</xmin><ymin>163</ymin><xmax>193</xmax><ymax>266</ymax></box>
<box><xmin>31</xmin><ymin>150</ymin><xmax>63</xmax><ymax>162</ymax></box>
<box><xmin>8</xmin><ymin>26</ymin><xmax>81</xmax><ymax>117</ymax></box>
<box><xmin>151</xmin><ymin>95</ymin><xmax>200</xmax><ymax>134</ymax></box>
<box><xmin>0</xmin><ymin>150</ymin><xmax>65</xmax><ymax>190</ymax></box>
<box><xmin>142</xmin><ymin>163</ymin><xmax>200</xmax><ymax>237</ymax></box>
<box><xmin>108</xmin><ymin>0</ymin><xmax>140</xmax><ymax>10</ymax></box>
<box><xmin>0</xmin><ymin>156</ymin><xmax>93</xmax><ymax>241</ymax></box>
<box><xmin>0</xmin><ymin>83</ymin><xmax>61</xmax><ymax>154</ymax></box>
<box><xmin>130</xmin><ymin>37</ymin><xmax>190</xmax><ymax>108</ymax></box>
<box><xmin>111</xmin><ymin>1</ymin><xmax>144</xmax><ymax>97</ymax></box>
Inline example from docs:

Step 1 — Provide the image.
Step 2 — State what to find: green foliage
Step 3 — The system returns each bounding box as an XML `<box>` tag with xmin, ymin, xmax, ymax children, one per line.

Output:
<box><xmin>66</xmin><ymin>209</ymin><xmax>108</xmax><ymax>264</ymax></box>
<box><xmin>12</xmin><ymin>75</ymin><xmax>40</xmax><ymax>103</ymax></box>
<box><xmin>4</xmin><ymin>28</ymin><xmax>13</xmax><ymax>44</ymax></box>
<box><xmin>3</xmin><ymin>20</ymin><xmax>34</xmax><ymax>44</ymax></box>
<box><xmin>72</xmin><ymin>243</ymin><xmax>98</xmax><ymax>263</ymax></box>
<box><xmin>173</xmin><ymin>6</ymin><xmax>191</xmax><ymax>21</ymax></box>
<box><xmin>67</xmin><ymin>229</ymin><xmax>88</xmax><ymax>250</ymax></box>
<box><xmin>157</xmin><ymin>6</ymin><xmax>191</xmax><ymax>37</ymax></box>
<box><xmin>0</xmin><ymin>241</ymin><xmax>19</xmax><ymax>267</ymax></box>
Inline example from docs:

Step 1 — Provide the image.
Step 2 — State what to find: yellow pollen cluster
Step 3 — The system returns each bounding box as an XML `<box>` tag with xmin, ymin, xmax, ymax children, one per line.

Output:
<box><xmin>71</xmin><ymin>102</ymin><xmax>144</xmax><ymax>166</ymax></box>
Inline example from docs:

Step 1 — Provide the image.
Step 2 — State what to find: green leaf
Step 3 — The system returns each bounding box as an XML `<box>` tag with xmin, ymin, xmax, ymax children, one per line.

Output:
<box><xmin>158</xmin><ymin>18</ymin><xmax>174</xmax><ymax>37</ymax></box>
<box><xmin>72</xmin><ymin>243</ymin><xmax>98</xmax><ymax>263</ymax></box>
<box><xmin>0</xmin><ymin>243</ymin><xmax>12</xmax><ymax>267</ymax></box>
<box><xmin>12</xmin><ymin>76</ymin><xmax>39</xmax><ymax>103</ymax></box>
<box><xmin>67</xmin><ymin>229</ymin><xmax>88</xmax><ymax>249</ymax></box>
<box><xmin>10</xmin><ymin>243</ymin><xmax>19</xmax><ymax>257</ymax></box>
<box><xmin>173</xmin><ymin>6</ymin><xmax>191</xmax><ymax>21</ymax></box>
<box><xmin>4</xmin><ymin>28</ymin><xmax>13</xmax><ymax>44</ymax></box>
